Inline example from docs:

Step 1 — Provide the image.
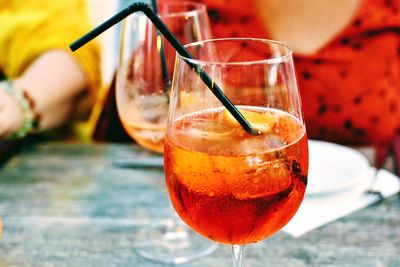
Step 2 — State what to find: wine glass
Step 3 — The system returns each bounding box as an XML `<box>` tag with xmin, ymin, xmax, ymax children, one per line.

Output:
<box><xmin>164</xmin><ymin>38</ymin><xmax>309</xmax><ymax>266</ymax></box>
<box><xmin>115</xmin><ymin>2</ymin><xmax>216</xmax><ymax>264</ymax></box>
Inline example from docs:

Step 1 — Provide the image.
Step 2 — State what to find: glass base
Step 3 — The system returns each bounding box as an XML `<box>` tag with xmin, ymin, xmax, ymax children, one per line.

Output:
<box><xmin>134</xmin><ymin>219</ymin><xmax>218</xmax><ymax>264</ymax></box>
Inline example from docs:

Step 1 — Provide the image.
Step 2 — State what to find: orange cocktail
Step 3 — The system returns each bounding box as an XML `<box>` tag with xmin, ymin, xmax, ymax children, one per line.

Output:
<box><xmin>165</xmin><ymin>106</ymin><xmax>308</xmax><ymax>244</ymax></box>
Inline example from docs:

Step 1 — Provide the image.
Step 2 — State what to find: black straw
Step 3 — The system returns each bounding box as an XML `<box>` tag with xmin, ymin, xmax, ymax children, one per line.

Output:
<box><xmin>70</xmin><ymin>2</ymin><xmax>259</xmax><ymax>135</ymax></box>
<box><xmin>150</xmin><ymin>0</ymin><xmax>170</xmax><ymax>88</ymax></box>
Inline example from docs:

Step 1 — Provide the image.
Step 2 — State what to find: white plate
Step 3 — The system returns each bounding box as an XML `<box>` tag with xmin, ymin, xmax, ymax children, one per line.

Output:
<box><xmin>306</xmin><ymin>140</ymin><xmax>371</xmax><ymax>196</ymax></box>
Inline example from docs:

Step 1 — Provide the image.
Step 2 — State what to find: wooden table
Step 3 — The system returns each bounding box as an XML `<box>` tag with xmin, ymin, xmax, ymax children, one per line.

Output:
<box><xmin>0</xmin><ymin>142</ymin><xmax>399</xmax><ymax>267</ymax></box>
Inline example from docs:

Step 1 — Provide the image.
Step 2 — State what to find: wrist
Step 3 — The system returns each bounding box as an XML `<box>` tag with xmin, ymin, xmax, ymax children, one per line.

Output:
<box><xmin>0</xmin><ymin>80</ymin><xmax>40</xmax><ymax>139</ymax></box>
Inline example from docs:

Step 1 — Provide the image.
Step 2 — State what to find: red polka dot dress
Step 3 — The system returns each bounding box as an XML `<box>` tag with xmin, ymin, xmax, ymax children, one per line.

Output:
<box><xmin>294</xmin><ymin>0</ymin><xmax>400</xmax><ymax>146</ymax></box>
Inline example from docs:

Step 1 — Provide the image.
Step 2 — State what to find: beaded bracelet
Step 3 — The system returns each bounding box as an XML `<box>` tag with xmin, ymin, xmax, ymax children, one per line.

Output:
<box><xmin>0</xmin><ymin>80</ymin><xmax>39</xmax><ymax>139</ymax></box>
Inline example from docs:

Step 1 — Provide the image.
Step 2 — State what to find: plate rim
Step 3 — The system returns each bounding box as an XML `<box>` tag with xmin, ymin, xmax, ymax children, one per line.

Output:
<box><xmin>306</xmin><ymin>139</ymin><xmax>371</xmax><ymax>195</ymax></box>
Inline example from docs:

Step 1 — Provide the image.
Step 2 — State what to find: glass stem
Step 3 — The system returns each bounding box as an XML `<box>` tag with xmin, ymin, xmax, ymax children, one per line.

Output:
<box><xmin>232</xmin><ymin>245</ymin><xmax>245</xmax><ymax>267</ymax></box>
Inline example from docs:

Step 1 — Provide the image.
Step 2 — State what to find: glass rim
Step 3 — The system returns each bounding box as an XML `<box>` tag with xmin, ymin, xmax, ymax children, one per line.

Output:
<box><xmin>179</xmin><ymin>38</ymin><xmax>294</xmax><ymax>66</ymax></box>
<box><xmin>136</xmin><ymin>1</ymin><xmax>207</xmax><ymax>18</ymax></box>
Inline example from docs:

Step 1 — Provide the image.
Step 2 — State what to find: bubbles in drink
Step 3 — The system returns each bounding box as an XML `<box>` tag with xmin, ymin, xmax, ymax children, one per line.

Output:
<box><xmin>169</xmin><ymin>106</ymin><xmax>301</xmax><ymax>155</ymax></box>
<box><xmin>136</xmin><ymin>94</ymin><xmax>169</xmax><ymax>124</ymax></box>
<box><xmin>119</xmin><ymin>94</ymin><xmax>169</xmax><ymax>153</ymax></box>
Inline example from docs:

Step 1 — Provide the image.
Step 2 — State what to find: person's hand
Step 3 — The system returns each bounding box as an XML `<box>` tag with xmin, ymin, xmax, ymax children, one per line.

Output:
<box><xmin>0</xmin><ymin>86</ymin><xmax>24</xmax><ymax>139</ymax></box>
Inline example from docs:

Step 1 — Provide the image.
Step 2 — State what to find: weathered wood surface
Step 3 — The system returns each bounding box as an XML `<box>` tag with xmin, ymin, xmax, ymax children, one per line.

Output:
<box><xmin>0</xmin><ymin>142</ymin><xmax>399</xmax><ymax>267</ymax></box>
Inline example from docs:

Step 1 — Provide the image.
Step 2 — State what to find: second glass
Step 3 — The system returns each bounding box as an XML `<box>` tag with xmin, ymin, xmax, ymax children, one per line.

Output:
<box><xmin>115</xmin><ymin>2</ymin><xmax>216</xmax><ymax>264</ymax></box>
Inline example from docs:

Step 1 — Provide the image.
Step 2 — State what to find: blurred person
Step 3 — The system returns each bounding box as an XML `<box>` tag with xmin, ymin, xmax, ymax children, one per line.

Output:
<box><xmin>0</xmin><ymin>0</ymin><xmax>101</xmax><ymax>140</ymax></box>
<box><xmin>163</xmin><ymin>0</ymin><xmax>400</xmax><ymax>148</ymax></box>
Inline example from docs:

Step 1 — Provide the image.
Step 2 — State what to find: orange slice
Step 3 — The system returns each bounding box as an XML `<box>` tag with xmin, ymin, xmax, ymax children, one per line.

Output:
<box><xmin>223</xmin><ymin>108</ymin><xmax>277</xmax><ymax>134</ymax></box>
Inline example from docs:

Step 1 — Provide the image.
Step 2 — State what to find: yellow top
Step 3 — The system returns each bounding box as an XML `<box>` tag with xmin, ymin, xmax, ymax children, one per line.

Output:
<box><xmin>0</xmin><ymin>0</ymin><xmax>101</xmax><ymax>98</ymax></box>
